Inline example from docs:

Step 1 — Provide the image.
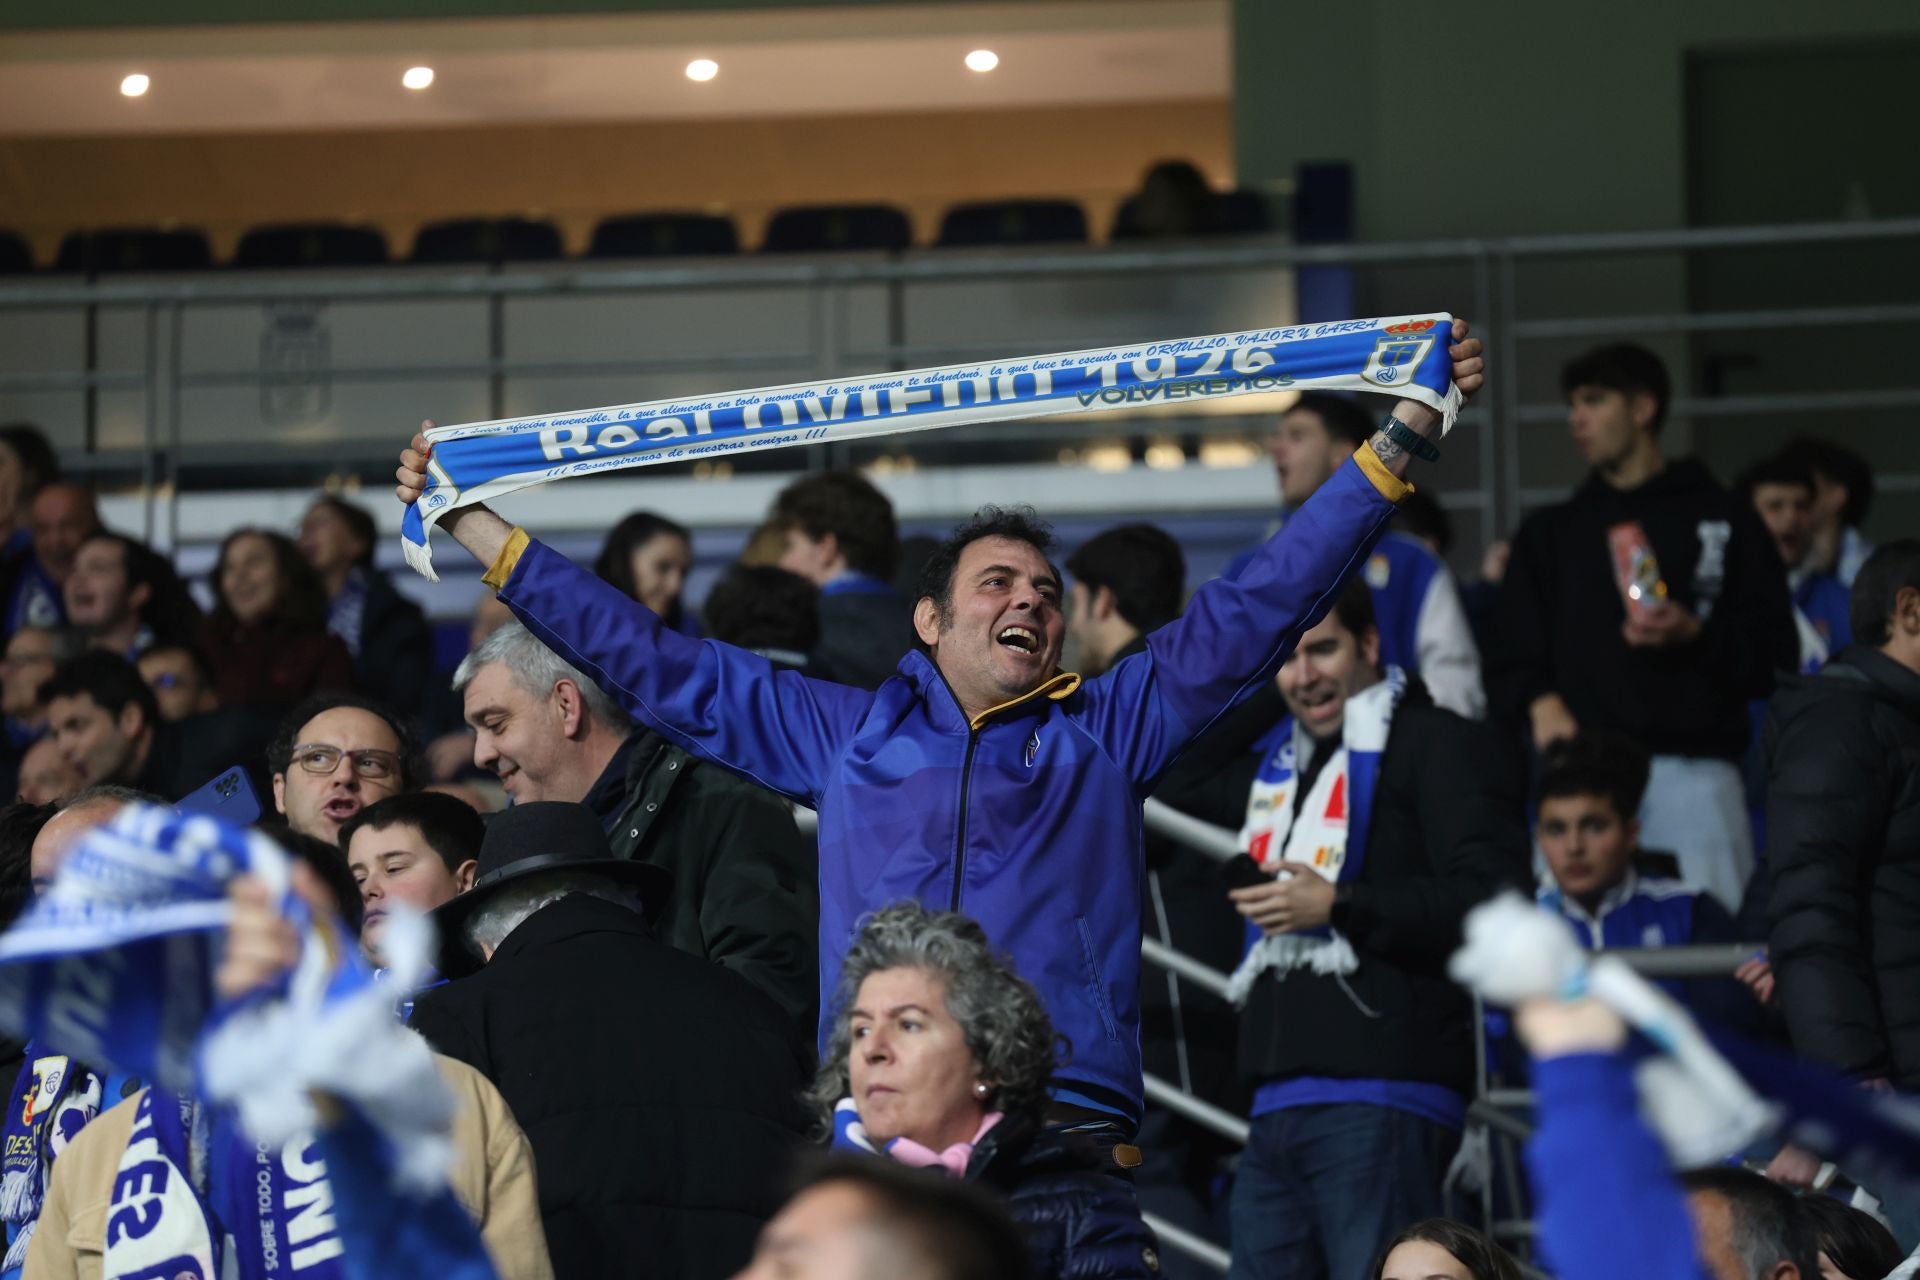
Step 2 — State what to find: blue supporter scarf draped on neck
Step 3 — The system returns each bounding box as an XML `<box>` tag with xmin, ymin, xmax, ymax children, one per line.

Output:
<box><xmin>401</xmin><ymin>314</ymin><xmax>1463</xmax><ymax>579</ymax></box>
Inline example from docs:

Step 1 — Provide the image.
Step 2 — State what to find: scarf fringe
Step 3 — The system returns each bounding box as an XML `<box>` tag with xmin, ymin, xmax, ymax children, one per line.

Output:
<box><xmin>0</xmin><ymin>1167</ymin><xmax>31</xmax><ymax>1222</ymax></box>
<box><xmin>1226</xmin><ymin>931</ymin><xmax>1359</xmax><ymax>1007</ymax></box>
<box><xmin>199</xmin><ymin>904</ymin><xmax>454</xmax><ymax>1194</ymax></box>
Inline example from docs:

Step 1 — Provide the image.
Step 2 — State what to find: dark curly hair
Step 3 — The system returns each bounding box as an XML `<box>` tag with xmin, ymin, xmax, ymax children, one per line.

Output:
<box><xmin>915</xmin><ymin>506</ymin><xmax>1059</xmax><ymax>637</ymax></box>
<box><xmin>808</xmin><ymin>902</ymin><xmax>1065</xmax><ymax>1136</ymax></box>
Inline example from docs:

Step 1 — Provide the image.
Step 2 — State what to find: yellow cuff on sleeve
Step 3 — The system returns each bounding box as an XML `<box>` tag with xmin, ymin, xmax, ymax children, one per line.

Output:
<box><xmin>1353</xmin><ymin>443</ymin><xmax>1414</xmax><ymax>504</ymax></box>
<box><xmin>481</xmin><ymin>527</ymin><xmax>531</xmax><ymax>590</ymax></box>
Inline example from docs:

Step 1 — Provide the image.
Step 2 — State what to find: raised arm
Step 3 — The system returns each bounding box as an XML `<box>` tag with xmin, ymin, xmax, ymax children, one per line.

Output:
<box><xmin>397</xmin><ymin>431</ymin><xmax>871</xmax><ymax>803</ymax></box>
<box><xmin>1077</xmin><ymin>324</ymin><xmax>1484</xmax><ymax>787</ymax></box>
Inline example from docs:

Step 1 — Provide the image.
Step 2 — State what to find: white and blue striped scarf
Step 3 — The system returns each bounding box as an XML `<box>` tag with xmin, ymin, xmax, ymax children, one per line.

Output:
<box><xmin>402</xmin><ymin>314</ymin><xmax>1462</xmax><ymax>578</ymax></box>
<box><xmin>0</xmin><ymin>804</ymin><xmax>492</xmax><ymax>1280</ymax></box>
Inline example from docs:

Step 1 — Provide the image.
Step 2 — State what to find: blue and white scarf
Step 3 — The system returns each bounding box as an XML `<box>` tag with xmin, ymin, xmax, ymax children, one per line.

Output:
<box><xmin>1227</xmin><ymin>667</ymin><xmax>1407</xmax><ymax>1004</ymax></box>
<box><xmin>0</xmin><ymin>804</ymin><xmax>487</xmax><ymax>1279</ymax></box>
<box><xmin>402</xmin><ymin>315</ymin><xmax>1463</xmax><ymax>579</ymax></box>
<box><xmin>1453</xmin><ymin>892</ymin><xmax>1920</xmax><ymax>1199</ymax></box>
<box><xmin>0</xmin><ymin>1051</ymin><xmax>104</xmax><ymax>1271</ymax></box>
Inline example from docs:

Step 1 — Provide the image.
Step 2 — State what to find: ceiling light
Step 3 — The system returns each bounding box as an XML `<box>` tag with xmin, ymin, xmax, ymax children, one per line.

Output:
<box><xmin>965</xmin><ymin>49</ymin><xmax>999</xmax><ymax>73</ymax></box>
<box><xmin>120</xmin><ymin>73</ymin><xmax>150</xmax><ymax>98</ymax></box>
<box><xmin>685</xmin><ymin>59</ymin><xmax>719</xmax><ymax>82</ymax></box>
<box><xmin>402</xmin><ymin>66</ymin><xmax>435</xmax><ymax>90</ymax></box>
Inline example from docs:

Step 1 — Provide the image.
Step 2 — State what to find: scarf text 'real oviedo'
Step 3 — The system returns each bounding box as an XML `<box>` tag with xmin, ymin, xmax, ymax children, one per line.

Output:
<box><xmin>401</xmin><ymin>314</ymin><xmax>1464</xmax><ymax>579</ymax></box>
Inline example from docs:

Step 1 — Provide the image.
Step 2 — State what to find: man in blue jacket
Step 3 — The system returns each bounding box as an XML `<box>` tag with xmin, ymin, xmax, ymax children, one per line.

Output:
<box><xmin>394</xmin><ymin>324</ymin><xmax>1482</xmax><ymax>1132</ymax></box>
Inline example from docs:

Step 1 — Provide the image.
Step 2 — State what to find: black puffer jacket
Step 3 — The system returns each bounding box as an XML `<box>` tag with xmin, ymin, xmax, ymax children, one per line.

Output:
<box><xmin>967</xmin><ymin>1118</ymin><xmax>1162</xmax><ymax>1280</ymax></box>
<box><xmin>1766</xmin><ymin>647</ymin><xmax>1920</xmax><ymax>1086</ymax></box>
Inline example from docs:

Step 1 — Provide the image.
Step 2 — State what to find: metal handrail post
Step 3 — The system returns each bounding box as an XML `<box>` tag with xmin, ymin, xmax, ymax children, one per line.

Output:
<box><xmin>1141</xmin><ymin>798</ymin><xmax>1239</xmax><ymax>863</ymax></box>
<box><xmin>1140</xmin><ymin>1212</ymin><xmax>1231</xmax><ymax>1274</ymax></box>
<box><xmin>1141</xmin><ymin>937</ymin><xmax>1234</xmax><ymax>1001</ymax></box>
<box><xmin>1143</xmin><ymin>1072</ymin><xmax>1250</xmax><ymax>1145</ymax></box>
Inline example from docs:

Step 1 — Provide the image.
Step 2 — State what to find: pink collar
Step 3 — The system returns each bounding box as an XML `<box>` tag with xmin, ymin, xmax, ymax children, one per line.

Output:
<box><xmin>885</xmin><ymin>1112</ymin><xmax>1003</xmax><ymax>1177</ymax></box>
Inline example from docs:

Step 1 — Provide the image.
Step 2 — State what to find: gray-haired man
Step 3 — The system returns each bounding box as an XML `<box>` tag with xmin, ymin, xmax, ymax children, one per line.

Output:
<box><xmin>453</xmin><ymin>621</ymin><xmax>817</xmax><ymax>1035</ymax></box>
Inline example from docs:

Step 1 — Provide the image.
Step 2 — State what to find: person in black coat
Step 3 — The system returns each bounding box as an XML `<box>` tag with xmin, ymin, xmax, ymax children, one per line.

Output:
<box><xmin>298</xmin><ymin>496</ymin><xmax>435</xmax><ymax>721</ymax></box>
<box><xmin>807</xmin><ymin>902</ymin><xmax>1160</xmax><ymax>1280</ymax></box>
<box><xmin>1767</xmin><ymin>540</ymin><xmax>1920</xmax><ymax>1091</ymax></box>
<box><xmin>1225</xmin><ymin>581</ymin><xmax>1530</xmax><ymax>1280</ymax></box>
<box><xmin>410</xmin><ymin>802</ymin><xmax>808</xmax><ymax>1280</ymax></box>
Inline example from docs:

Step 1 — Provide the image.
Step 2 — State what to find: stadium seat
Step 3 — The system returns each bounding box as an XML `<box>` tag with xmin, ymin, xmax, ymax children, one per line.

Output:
<box><xmin>761</xmin><ymin>204</ymin><xmax>911</xmax><ymax>253</ymax></box>
<box><xmin>411</xmin><ymin>217</ymin><xmax>564</xmax><ymax>265</ymax></box>
<box><xmin>234</xmin><ymin>223</ymin><xmax>389</xmax><ymax>268</ymax></box>
<box><xmin>55</xmin><ymin>227</ymin><xmax>214</xmax><ymax>273</ymax></box>
<box><xmin>0</xmin><ymin>232</ymin><xmax>31</xmax><ymax>275</ymax></box>
<box><xmin>587</xmin><ymin>213</ymin><xmax>740</xmax><ymax>259</ymax></box>
<box><xmin>935</xmin><ymin>200</ymin><xmax>1089</xmax><ymax>248</ymax></box>
<box><xmin>1110</xmin><ymin>189</ymin><xmax>1273</xmax><ymax>239</ymax></box>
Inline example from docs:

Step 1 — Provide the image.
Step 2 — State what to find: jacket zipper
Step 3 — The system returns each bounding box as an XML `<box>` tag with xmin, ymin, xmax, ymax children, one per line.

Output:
<box><xmin>950</xmin><ymin>729</ymin><xmax>979</xmax><ymax>911</ymax></box>
<box><xmin>931</xmin><ymin>667</ymin><xmax>980</xmax><ymax>912</ymax></box>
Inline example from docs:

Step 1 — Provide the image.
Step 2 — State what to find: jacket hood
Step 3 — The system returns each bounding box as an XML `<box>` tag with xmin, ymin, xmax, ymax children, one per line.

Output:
<box><xmin>1773</xmin><ymin>646</ymin><xmax>1920</xmax><ymax>723</ymax></box>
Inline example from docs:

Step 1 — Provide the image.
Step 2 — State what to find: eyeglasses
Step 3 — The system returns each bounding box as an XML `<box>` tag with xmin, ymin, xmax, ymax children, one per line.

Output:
<box><xmin>291</xmin><ymin>744</ymin><xmax>401</xmax><ymax>780</ymax></box>
<box><xmin>149</xmin><ymin>673</ymin><xmax>182</xmax><ymax>689</ymax></box>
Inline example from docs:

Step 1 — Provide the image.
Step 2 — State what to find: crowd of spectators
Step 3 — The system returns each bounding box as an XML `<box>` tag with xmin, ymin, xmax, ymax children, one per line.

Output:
<box><xmin>0</xmin><ymin>328</ymin><xmax>1915</xmax><ymax>1280</ymax></box>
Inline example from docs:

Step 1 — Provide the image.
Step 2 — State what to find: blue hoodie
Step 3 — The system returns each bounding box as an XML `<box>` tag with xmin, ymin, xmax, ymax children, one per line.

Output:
<box><xmin>489</xmin><ymin>453</ymin><xmax>1405</xmax><ymax>1123</ymax></box>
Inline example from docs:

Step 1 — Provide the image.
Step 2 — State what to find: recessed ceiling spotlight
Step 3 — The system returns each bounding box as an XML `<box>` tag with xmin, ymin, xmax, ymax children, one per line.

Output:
<box><xmin>685</xmin><ymin>59</ymin><xmax>719</xmax><ymax>82</ymax></box>
<box><xmin>120</xmin><ymin>73</ymin><xmax>150</xmax><ymax>97</ymax></box>
<box><xmin>965</xmin><ymin>49</ymin><xmax>999</xmax><ymax>73</ymax></box>
<box><xmin>403</xmin><ymin>66</ymin><xmax>435</xmax><ymax>91</ymax></box>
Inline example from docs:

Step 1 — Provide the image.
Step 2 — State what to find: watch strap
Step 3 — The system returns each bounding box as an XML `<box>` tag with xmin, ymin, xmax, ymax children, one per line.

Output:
<box><xmin>1380</xmin><ymin>415</ymin><xmax>1441</xmax><ymax>462</ymax></box>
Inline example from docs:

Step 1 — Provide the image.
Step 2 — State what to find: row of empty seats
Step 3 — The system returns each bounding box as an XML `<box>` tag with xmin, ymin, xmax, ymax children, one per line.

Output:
<box><xmin>0</xmin><ymin>190</ymin><xmax>1273</xmax><ymax>274</ymax></box>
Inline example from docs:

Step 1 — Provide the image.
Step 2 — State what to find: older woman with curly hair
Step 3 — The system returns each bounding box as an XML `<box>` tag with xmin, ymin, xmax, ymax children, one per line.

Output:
<box><xmin>811</xmin><ymin>902</ymin><xmax>1160</xmax><ymax>1280</ymax></box>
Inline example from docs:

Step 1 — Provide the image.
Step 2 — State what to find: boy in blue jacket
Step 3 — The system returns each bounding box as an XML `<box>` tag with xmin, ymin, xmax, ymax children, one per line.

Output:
<box><xmin>394</xmin><ymin>325</ymin><xmax>1483</xmax><ymax>1133</ymax></box>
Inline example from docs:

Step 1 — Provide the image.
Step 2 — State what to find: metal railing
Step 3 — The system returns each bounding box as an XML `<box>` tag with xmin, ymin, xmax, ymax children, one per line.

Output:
<box><xmin>0</xmin><ymin>215</ymin><xmax>1915</xmax><ymax>558</ymax></box>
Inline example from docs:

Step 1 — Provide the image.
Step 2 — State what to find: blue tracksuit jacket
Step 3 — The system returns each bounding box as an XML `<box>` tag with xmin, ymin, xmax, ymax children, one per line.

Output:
<box><xmin>492</xmin><ymin>454</ymin><xmax>1403</xmax><ymax>1122</ymax></box>
<box><xmin>1529</xmin><ymin>1052</ymin><xmax>1707</xmax><ymax>1280</ymax></box>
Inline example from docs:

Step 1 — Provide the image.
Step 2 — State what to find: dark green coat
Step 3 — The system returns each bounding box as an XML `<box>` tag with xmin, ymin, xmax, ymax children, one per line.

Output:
<box><xmin>593</xmin><ymin>728</ymin><xmax>818</xmax><ymax>1042</ymax></box>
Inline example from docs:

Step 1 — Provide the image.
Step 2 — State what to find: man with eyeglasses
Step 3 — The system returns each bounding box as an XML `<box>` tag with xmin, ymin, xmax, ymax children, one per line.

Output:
<box><xmin>267</xmin><ymin>691</ymin><xmax>419</xmax><ymax>843</ymax></box>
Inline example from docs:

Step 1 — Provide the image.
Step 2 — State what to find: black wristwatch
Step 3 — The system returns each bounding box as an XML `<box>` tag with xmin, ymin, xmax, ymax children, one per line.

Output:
<box><xmin>1380</xmin><ymin>414</ymin><xmax>1441</xmax><ymax>463</ymax></box>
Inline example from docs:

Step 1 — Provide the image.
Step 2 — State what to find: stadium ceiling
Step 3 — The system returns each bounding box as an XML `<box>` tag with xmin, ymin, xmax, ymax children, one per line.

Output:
<box><xmin>0</xmin><ymin>0</ymin><xmax>1226</xmax><ymax>135</ymax></box>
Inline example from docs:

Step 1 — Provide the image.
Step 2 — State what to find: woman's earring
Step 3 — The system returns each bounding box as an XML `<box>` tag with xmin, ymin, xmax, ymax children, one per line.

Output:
<box><xmin>973</xmin><ymin>1081</ymin><xmax>991</xmax><ymax>1100</ymax></box>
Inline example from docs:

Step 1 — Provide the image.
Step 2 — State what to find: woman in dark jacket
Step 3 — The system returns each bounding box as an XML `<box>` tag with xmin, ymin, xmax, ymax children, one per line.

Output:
<box><xmin>200</xmin><ymin>528</ymin><xmax>353</xmax><ymax>710</ymax></box>
<box><xmin>812</xmin><ymin>903</ymin><xmax>1161</xmax><ymax>1280</ymax></box>
<box><xmin>297</xmin><ymin>496</ymin><xmax>434</xmax><ymax>719</ymax></box>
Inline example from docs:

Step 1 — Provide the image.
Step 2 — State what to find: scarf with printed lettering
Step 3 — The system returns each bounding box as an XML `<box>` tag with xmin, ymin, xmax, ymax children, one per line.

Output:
<box><xmin>0</xmin><ymin>1049</ymin><xmax>104</xmax><ymax>1272</ymax></box>
<box><xmin>401</xmin><ymin>315</ymin><xmax>1463</xmax><ymax>579</ymax></box>
<box><xmin>1226</xmin><ymin>667</ymin><xmax>1406</xmax><ymax>1005</ymax></box>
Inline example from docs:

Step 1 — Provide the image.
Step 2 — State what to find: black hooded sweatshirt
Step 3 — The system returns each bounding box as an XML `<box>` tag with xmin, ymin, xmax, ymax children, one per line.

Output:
<box><xmin>1486</xmin><ymin>456</ymin><xmax>1797</xmax><ymax>760</ymax></box>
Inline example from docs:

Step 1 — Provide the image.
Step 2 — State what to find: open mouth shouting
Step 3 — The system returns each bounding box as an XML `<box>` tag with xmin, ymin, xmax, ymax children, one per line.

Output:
<box><xmin>322</xmin><ymin>795</ymin><xmax>363</xmax><ymax>825</ymax></box>
<box><xmin>997</xmin><ymin>625</ymin><xmax>1041</xmax><ymax>655</ymax></box>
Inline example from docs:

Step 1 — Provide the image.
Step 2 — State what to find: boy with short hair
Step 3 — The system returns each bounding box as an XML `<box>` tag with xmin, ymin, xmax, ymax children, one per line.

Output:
<box><xmin>1534</xmin><ymin>732</ymin><xmax>1772</xmax><ymax>1021</ymax></box>
<box><xmin>340</xmin><ymin>790</ymin><xmax>481</xmax><ymax>967</ymax></box>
